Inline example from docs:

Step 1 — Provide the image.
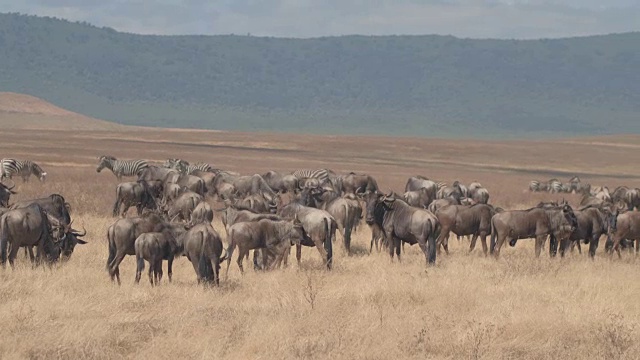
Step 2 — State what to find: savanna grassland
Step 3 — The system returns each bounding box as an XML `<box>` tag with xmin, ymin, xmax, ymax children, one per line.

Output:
<box><xmin>1</xmin><ymin>120</ymin><xmax>640</xmax><ymax>359</ymax></box>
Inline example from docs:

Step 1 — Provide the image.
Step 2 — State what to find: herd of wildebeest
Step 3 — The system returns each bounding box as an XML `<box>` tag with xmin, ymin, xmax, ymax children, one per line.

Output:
<box><xmin>0</xmin><ymin>155</ymin><xmax>639</xmax><ymax>287</ymax></box>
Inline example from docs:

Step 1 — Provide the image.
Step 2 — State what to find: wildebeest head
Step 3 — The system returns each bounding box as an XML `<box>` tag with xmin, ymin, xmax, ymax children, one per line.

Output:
<box><xmin>49</xmin><ymin>218</ymin><xmax>88</xmax><ymax>261</ymax></box>
<box><xmin>364</xmin><ymin>191</ymin><xmax>392</xmax><ymax>225</ymax></box>
<box><xmin>285</xmin><ymin>215</ymin><xmax>305</xmax><ymax>245</ymax></box>
<box><xmin>0</xmin><ymin>181</ymin><xmax>16</xmax><ymax>207</ymax></box>
<box><xmin>561</xmin><ymin>204</ymin><xmax>578</xmax><ymax>232</ymax></box>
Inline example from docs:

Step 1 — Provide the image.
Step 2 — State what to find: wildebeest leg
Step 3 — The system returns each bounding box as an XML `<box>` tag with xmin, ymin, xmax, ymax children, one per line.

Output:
<box><xmin>558</xmin><ymin>238</ymin><xmax>569</xmax><ymax>258</ymax></box>
<box><xmin>549</xmin><ymin>235</ymin><xmax>558</xmax><ymax>257</ymax></box>
<box><xmin>395</xmin><ymin>238</ymin><xmax>402</xmax><ymax>262</ymax></box>
<box><xmin>588</xmin><ymin>236</ymin><xmax>599</xmax><ymax>258</ymax></box>
<box><xmin>311</xmin><ymin>238</ymin><xmax>329</xmax><ymax>268</ymax></box>
<box><xmin>417</xmin><ymin>238</ymin><xmax>430</xmax><ymax>265</ymax></box>
<box><xmin>535</xmin><ymin>235</ymin><xmax>546</xmax><ymax>258</ymax></box>
<box><xmin>148</xmin><ymin>261</ymin><xmax>155</xmax><ymax>286</ymax></box>
<box><xmin>493</xmin><ymin>234</ymin><xmax>508</xmax><ymax>258</ymax></box>
<box><xmin>296</xmin><ymin>244</ymin><xmax>302</xmax><ymax>266</ymax></box>
<box><xmin>236</xmin><ymin>249</ymin><xmax>246</xmax><ymax>274</ymax></box>
<box><xmin>480</xmin><ymin>233</ymin><xmax>489</xmax><ymax>256</ymax></box>
<box><xmin>135</xmin><ymin>255</ymin><xmax>144</xmax><ymax>284</ymax></box>
<box><xmin>167</xmin><ymin>256</ymin><xmax>174</xmax><ymax>282</ymax></box>
<box><xmin>636</xmin><ymin>239</ymin><xmax>639</xmax><ymax>255</ymax></box>
<box><xmin>109</xmin><ymin>251</ymin><xmax>127</xmax><ymax>285</ymax></box>
<box><xmin>469</xmin><ymin>234</ymin><xmax>479</xmax><ymax>253</ymax></box>
<box><xmin>9</xmin><ymin>243</ymin><xmax>21</xmax><ymax>268</ymax></box>
<box><xmin>189</xmin><ymin>257</ymin><xmax>202</xmax><ymax>283</ymax></box>
<box><xmin>156</xmin><ymin>259</ymin><xmax>163</xmax><ymax>284</ymax></box>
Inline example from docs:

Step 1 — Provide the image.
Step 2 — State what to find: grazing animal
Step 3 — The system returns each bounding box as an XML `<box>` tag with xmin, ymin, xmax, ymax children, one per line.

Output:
<box><xmin>278</xmin><ymin>198</ymin><xmax>336</xmax><ymax>269</ymax></box>
<box><xmin>0</xmin><ymin>159</ymin><xmax>47</xmax><ymax>182</ymax></box>
<box><xmin>177</xmin><ymin>223</ymin><xmax>225</xmax><ymax>285</ymax></box>
<box><xmin>160</xmin><ymin>191</ymin><xmax>203</xmax><ymax>222</ymax></box>
<box><xmin>363</xmin><ymin>191</ymin><xmax>439</xmax><ymax>265</ymax></box>
<box><xmin>403</xmin><ymin>187</ymin><xmax>434</xmax><ymax>208</ymax></box>
<box><xmin>220</xmin><ymin>204</ymin><xmax>282</xmax><ymax>235</ymax></box>
<box><xmin>304</xmin><ymin>187</ymin><xmax>361</xmax><ymax>253</ymax></box>
<box><xmin>97</xmin><ymin>155</ymin><xmax>148</xmax><ymax>180</ymax></box>
<box><xmin>0</xmin><ymin>181</ymin><xmax>16</xmax><ymax>207</ymax></box>
<box><xmin>556</xmin><ymin>205</ymin><xmax>615</xmax><ymax>258</ymax></box>
<box><xmin>225</xmin><ymin>218</ymin><xmax>304</xmax><ymax>275</ymax></box>
<box><xmin>190</xmin><ymin>201</ymin><xmax>213</xmax><ymax>225</ymax></box>
<box><xmin>340</xmin><ymin>172</ymin><xmax>379</xmax><ymax>195</ymax></box>
<box><xmin>134</xmin><ymin>232</ymin><xmax>180</xmax><ymax>286</ymax></box>
<box><xmin>112</xmin><ymin>180</ymin><xmax>157</xmax><ymax>217</ymax></box>
<box><xmin>435</xmin><ymin>204</ymin><xmax>497</xmax><ymax>255</ymax></box>
<box><xmin>607</xmin><ymin>211</ymin><xmax>640</xmax><ymax>258</ymax></box>
<box><xmin>262</xmin><ymin>171</ymin><xmax>299</xmax><ymax>194</ymax></box>
<box><xmin>106</xmin><ymin>213</ymin><xmax>187</xmax><ymax>285</ymax></box>
<box><xmin>490</xmin><ymin>204</ymin><xmax>578</xmax><ymax>258</ymax></box>
<box><xmin>0</xmin><ymin>204</ymin><xmax>62</xmax><ymax>266</ymax></box>
<box><xmin>163</xmin><ymin>158</ymin><xmax>213</xmax><ymax>175</ymax></box>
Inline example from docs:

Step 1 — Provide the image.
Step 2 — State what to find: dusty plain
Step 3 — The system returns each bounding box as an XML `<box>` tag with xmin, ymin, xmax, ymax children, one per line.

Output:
<box><xmin>0</xmin><ymin>96</ymin><xmax>639</xmax><ymax>359</ymax></box>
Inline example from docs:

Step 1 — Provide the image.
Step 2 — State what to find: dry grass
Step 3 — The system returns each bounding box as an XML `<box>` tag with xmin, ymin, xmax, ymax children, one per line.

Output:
<box><xmin>0</xmin><ymin>125</ymin><xmax>640</xmax><ymax>359</ymax></box>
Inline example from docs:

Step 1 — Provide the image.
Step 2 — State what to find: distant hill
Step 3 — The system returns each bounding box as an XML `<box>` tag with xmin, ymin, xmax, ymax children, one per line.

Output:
<box><xmin>1</xmin><ymin>13</ymin><xmax>639</xmax><ymax>138</ymax></box>
<box><xmin>0</xmin><ymin>92</ymin><xmax>124</xmax><ymax>130</ymax></box>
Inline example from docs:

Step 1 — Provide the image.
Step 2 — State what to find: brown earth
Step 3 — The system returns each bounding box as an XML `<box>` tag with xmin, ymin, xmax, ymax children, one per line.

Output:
<box><xmin>0</xmin><ymin>92</ymin><xmax>125</xmax><ymax>131</ymax></box>
<box><xmin>0</xmin><ymin>104</ymin><xmax>639</xmax><ymax>359</ymax></box>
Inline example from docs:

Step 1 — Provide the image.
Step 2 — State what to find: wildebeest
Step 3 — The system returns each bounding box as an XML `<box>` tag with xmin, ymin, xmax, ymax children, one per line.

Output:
<box><xmin>403</xmin><ymin>187</ymin><xmax>434</xmax><ymax>209</ymax></box>
<box><xmin>405</xmin><ymin>176</ymin><xmax>438</xmax><ymax>195</ymax></box>
<box><xmin>11</xmin><ymin>194</ymin><xmax>72</xmax><ymax>226</ymax></box>
<box><xmin>607</xmin><ymin>211</ymin><xmax>640</xmax><ymax>258</ymax></box>
<box><xmin>363</xmin><ymin>191</ymin><xmax>439</xmax><ymax>265</ymax></box>
<box><xmin>490</xmin><ymin>204</ymin><xmax>578</xmax><ymax>258</ymax></box>
<box><xmin>262</xmin><ymin>171</ymin><xmax>299</xmax><ymax>194</ymax></box>
<box><xmin>611</xmin><ymin>186</ymin><xmax>640</xmax><ymax>211</ymax></box>
<box><xmin>106</xmin><ymin>213</ymin><xmax>187</xmax><ymax>285</ymax></box>
<box><xmin>233</xmin><ymin>193</ymin><xmax>278</xmax><ymax>214</ymax></box>
<box><xmin>0</xmin><ymin>204</ymin><xmax>62</xmax><ymax>266</ymax></box>
<box><xmin>177</xmin><ymin>223</ymin><xmax>225</xmax><ymax>285</ymax></box>
<box><xmin>469</xmin><ymin>187</ymin><xmax>490</xmax><ymax>205</ymax></box>
<box><xmin>553</xmin><ymin>205</ymin><xmax>615</xmax><ymax>258</ymax></box>
<box><xmin>112</xmin><ymin>180</ymin><xmax>157</xmax><ymax>217</ymax></box>
<box><xmin>190</xmin><ymin>201</ymin><xmax>213</xmax><ymax>225</ymax></box>
<box><xmin>435</xmin><ymin>204</ymin><xmax>497</xmax><ymax>255</ymax></box>
<box><xmin>225</xmin><ymin>218</ymin><xmax>304</xmax><ymax>275</ymax></box>
<box><xmin>134</xmin><ymin>232</ymin><xmax>179</xmax><ymax>286</ymax></box>
<box><xmin>278</xmin><ymin>199</ymin><xmax>336</xmax><ymax>269</ymax></box>
<box><xmin>302</xmin><ymin>187</ymin><xmax>360</xmax><ymax>253</ymax></box>
<box><xmin>160</xmin><ymin>191</ymin><xmax>203</xmax><ymax>222</ymax></box>
<box><xmin>428</xmin><ymin>198</ymin><xmax>461</xmax><ymax>213</ymax></box>
<box><xmin>220</xmin><ymin>204</ymin><xmax>282</xmax><ymax>235</ymax></box>
<box><xmin>437</xmin><ymin>181</ymin><xmax>464</xmax><ymax>202</ymax></box>
<box><xmin>165</xmin><ymin>173</ymin><xmax>206</xmax><ymax>197</ymax></box>
<box><xmin>0</xmin><ymin>181</ymin><xmax>16</xmax><ymax>207</ymax></box>
<box><xmin>340</xmin><ymin>172</ymin><xmax>379</xmax><ymax>195</ymax></box>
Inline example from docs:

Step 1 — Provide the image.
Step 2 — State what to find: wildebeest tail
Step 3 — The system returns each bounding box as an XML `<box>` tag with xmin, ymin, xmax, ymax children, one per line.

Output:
<box><xmin>324</xmin><ymin>217</ymin><xmax>333</xmax><ymax>269</ymax></box>
<box><xmin>489</xmin><ymin>217</ymin><xmax>497</xmax><ymax>254</ymax></box>
<box><xmin>343</xmin><ymin>204</ymin><xmax>353</xmax><ymax>253</ymax></box>
<box><xmin>106</xmin><ymin>225</ymin><xmax>116</xmax><ymax>271</ymax></box>
<box><xmin>198</xmin><ymin>233</ymin><xmax>214</xmax><ymax>284</ymax></box>
<box><xmin>0</xmin><ymin>214</ymin><xmax>9</xmax><ymax>264</ymax></box>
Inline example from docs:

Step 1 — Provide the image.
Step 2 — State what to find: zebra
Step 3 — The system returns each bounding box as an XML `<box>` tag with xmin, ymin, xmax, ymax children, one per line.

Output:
<box><xmin>96</xmin><ymin>155</ymin><xmax>148</xmax><ymax>180</ymax></box>
<box><xmin>547</xmin><ymin>178</ymin><xmax>563</xmax><ymax>193</ymax></box>
<box><xmin>163</xmin><ymin>158</ymin><xmax>213</xmax><ymax>175</ymax></box>
<box><xmin>0</xmin><ymin>158</ymin><xmax>47</xmax><ymax>182</ymax></box>
<box><xmin>291</xmin><ymin>169</ymin><xmax>333</xmax><ymax>183</ymax></box>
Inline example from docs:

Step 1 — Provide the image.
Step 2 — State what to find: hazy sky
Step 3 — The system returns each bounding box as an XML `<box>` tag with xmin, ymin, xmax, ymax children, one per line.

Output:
<box><xmin>2</xmin><ymin>0</ymin><xmax>639</xmax><ymax>39</ymax></box>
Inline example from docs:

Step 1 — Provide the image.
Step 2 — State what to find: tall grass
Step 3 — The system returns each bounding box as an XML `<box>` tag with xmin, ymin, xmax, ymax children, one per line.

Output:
<box><xmin>0</xmin><ymin>129</ymin><xmax>639</xmax><ymax>359</ymax></box>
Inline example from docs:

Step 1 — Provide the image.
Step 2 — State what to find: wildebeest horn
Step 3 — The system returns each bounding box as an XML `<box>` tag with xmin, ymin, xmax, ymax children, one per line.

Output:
<box><xmin>72</xmin><ymin>226</ymin><xmax>87</xmax><ymax>237</ymax></box>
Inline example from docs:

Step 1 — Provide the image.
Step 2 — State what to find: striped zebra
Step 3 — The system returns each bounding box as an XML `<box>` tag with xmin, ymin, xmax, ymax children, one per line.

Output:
<box><xmin>163</xmin><ymin>158</ymin><xmax>213</xmax><ymax>174</ymax></box>
<box><xmin>291</xmin><ymin>169</ymin><xmax>333</xmax><ymax>183</ymax></box>
<box><xmin>547</xmin><ymin>178</ymin><xmax>563</xmax><ymax>193</ymax></box>
<box><xmin>0</xmin><ymin>158</ymin><xmax>47</xmax><ymax>182</ymax></box>
<box><xmin>96</xmin><ymin>155</ymin><xmax>148</xmax><ymax>180</ymax></box>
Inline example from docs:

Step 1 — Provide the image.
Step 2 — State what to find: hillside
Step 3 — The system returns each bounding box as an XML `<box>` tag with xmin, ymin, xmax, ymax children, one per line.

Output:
<box><xmin>1</xmin><ymin>13</ymin><xmax>639</xmax><ymax>137</ymax></box>
<box><xmin>0</xmin><ymin>92</ymin><xmax>124</xmax><ymax>130</ymax></box>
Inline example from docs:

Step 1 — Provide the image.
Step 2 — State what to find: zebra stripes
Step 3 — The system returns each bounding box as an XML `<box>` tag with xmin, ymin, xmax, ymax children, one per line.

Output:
<box><xmin>0</xmin><ymin>158</ymin><xmax>47</xmax><ymax>182</ymax></box>
<box><xmin>291</xmin><ymin>169</ymin><xmax>332</xmax><ymax>183</ymax></box>
<box><xmin>529</xmin><ymin>177</ymin><xmax>591</xmax><ymax>194</ymax></box>
<box><xmin>163</xmin><ymin>159</ymin><xmax>213</xmax><ymax>174</ymax></box>
<box><xmin>96</xmin><ymin>155</ymin><xmax>148</xmax><ymax>180</ymax></box>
